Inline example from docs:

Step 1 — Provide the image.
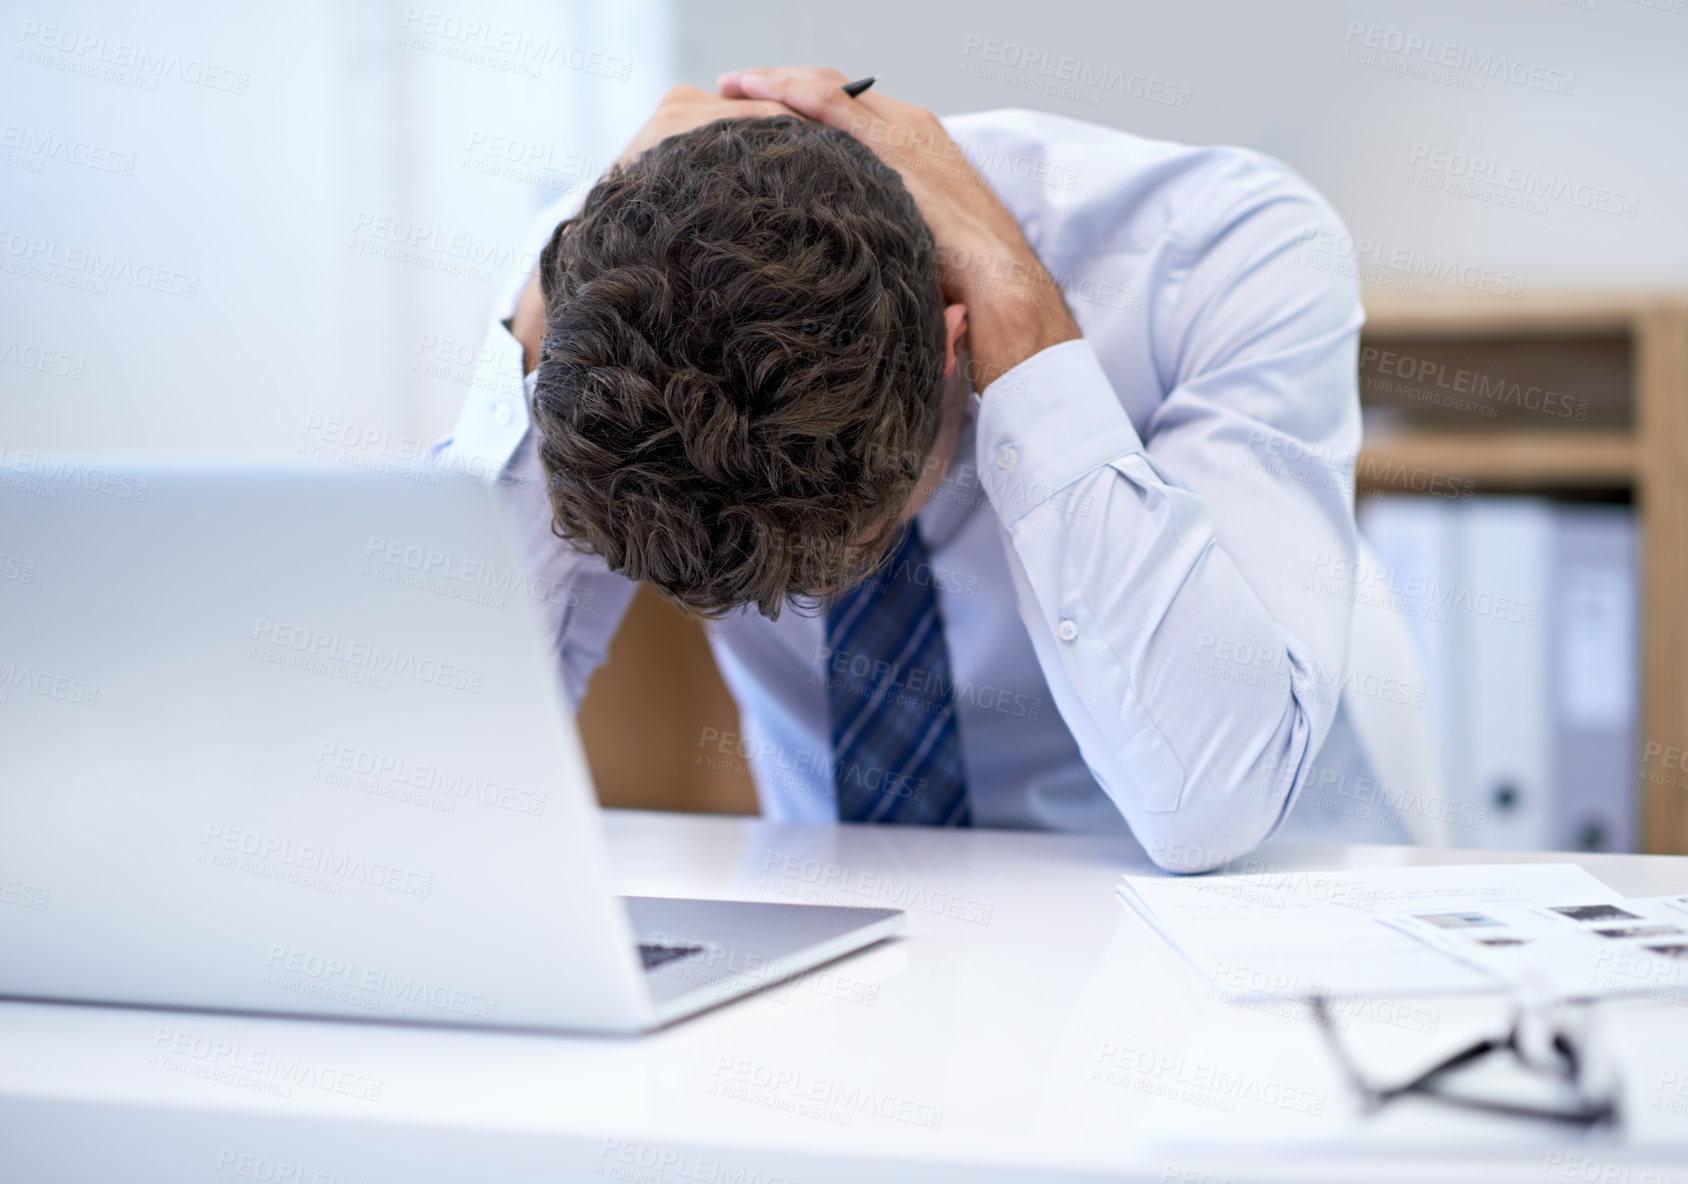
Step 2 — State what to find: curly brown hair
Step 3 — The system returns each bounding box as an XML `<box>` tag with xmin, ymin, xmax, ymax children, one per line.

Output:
<box><xmin>531</xmin><ymin>115</ymin><xmax>947</xmax><ymax>619</ymax></box>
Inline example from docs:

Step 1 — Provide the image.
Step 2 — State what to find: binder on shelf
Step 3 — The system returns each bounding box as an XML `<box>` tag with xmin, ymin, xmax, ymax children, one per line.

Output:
<box><xmin>1357</xmin><ymin>495</ymin><xmax>1641</xmax><ymax>853</ymax></box>
<box><xmin>1460</xmin><ymin>499</ymin><xmax>1555</xmax><ymax>850</ymax></box>
<box><xmin>1356</xmin><ymin>495</ymin><xmax>1465</xmax><ymax>838</ymax></box>
<box><xmin>1550</xmin><ymin>506</ymin><xmax>1639</xmax><ymax>852</ymax></box>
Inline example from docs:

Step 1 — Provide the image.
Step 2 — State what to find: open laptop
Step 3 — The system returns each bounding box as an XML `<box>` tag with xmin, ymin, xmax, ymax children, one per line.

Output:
<box><xmin>0</xmin><ymin>457</ymin><xmax>902</xmax><ymax>1033</ymax></box>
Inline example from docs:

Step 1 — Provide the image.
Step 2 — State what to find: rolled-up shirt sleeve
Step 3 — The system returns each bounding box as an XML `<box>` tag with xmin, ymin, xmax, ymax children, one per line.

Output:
<box><xmin>974</xmin><ymin>169</ymin><xmax>1364</xmax><ymax>872</ymax></box>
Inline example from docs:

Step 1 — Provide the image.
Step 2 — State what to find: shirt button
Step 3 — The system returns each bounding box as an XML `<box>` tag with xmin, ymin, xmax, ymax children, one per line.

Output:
<box><xmin>491</xmin><ymin>402</ymin><xmax>513</xmax><ymax>427</ymax></box>
<box><xmin>1057</xmin><ymin>619</ymin><xmax>1079</xmax><ymax>641</ymax></box>
<box><xmin>995</xmin><ymin>444</ymin><xmax>1019</xmax><ymax>470</ymax></box>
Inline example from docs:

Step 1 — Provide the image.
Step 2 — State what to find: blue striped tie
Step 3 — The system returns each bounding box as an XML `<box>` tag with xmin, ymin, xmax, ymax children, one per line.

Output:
<box><xmin>823</xmin><ymin>522</ymin><xmax>971</xmax><ymax>825</ymax></box>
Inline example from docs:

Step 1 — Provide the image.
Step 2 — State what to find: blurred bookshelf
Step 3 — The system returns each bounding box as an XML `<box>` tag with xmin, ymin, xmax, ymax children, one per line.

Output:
<box><xmin>577</xmin><ymin>291</ymin><xmax>1688</xmax><ymax>855</ymax></box>
<box><xmin>1355</xmin><ymin>290</ymin><xmax>1688</xmax><ymax>856</ymax></box>
<box><xmin>577</xmin><ymin>583</ymin><xmax>759</xmax><ymax>817</ymax></box>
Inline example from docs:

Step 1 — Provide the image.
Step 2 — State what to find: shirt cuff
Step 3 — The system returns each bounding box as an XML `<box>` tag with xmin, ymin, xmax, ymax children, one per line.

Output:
<box><xmin>973</xmin><ymin>338</ymin><xmax>1145</xmax><ymax>526</ymax></box>
<box><xmin>434</xmin><ymin>318</ymin><xmax>529</xmax><ymax>483</ymax></box>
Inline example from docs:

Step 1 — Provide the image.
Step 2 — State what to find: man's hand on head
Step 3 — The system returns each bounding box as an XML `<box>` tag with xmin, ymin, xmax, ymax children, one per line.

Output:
<box><xmin>512</xmin><ymin>86</ymin><xmax>798</xmax><ymax>375</ymax></box>
<box><xmin>617</xmin><ymin>84</ymin><xmax>796</xmax><ymax>165</ymax></box>
<box><xmin>717</xmin><ymin>65</ymin><xmax>1080</xmax><ymax>389</ymax></box>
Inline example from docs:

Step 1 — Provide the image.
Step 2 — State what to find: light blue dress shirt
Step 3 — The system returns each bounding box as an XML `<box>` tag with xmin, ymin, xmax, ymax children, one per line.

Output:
<box><xmin>438</xmin><ymin>109</ymin><xmax>1376</xmax><ymax>871</ymax></box>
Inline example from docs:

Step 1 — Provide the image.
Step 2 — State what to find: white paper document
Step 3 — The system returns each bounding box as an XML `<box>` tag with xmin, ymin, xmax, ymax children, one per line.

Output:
<box><xmin>1117</xmin><ymin>863</ymin><xmax>1629</xmax><ymax>1000</ymax></box>
<box><xmin>1386</xmin><ymin>892</ymin><xmax>1688</xmax><ymax>1000</ymax></box>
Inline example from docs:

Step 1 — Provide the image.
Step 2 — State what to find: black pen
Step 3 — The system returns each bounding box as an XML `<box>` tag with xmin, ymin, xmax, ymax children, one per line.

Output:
<box><xmin>840</xmin><ymin>76</ymin><xmax>876</xmax><ymax>98</ymax></box>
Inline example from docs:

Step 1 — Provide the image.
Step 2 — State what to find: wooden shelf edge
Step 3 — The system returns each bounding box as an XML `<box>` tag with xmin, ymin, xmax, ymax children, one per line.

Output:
<box><xmin>1361</xmin><ymin>288</ymin><xmax>1688</xmax><ymax>336</ymax></box>
<box><xmin>1358</xmin><ymin>431</ymin><xmax>1638</xmax><ymax>490</ymax></box>
<box><xmin>1636</xmin><ymin>307</ymin><xmax>1688</xmax><ymax>854</ymax></box>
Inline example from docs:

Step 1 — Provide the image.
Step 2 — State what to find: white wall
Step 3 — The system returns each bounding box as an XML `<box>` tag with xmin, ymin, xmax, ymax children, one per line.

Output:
<box><xmin>673</xmin><ymin>0</ymin><xmax>1687</xmax><ymax>291</ymax></box>
<box><xmin>1</xmin><ymin>0</ymin><xmax>670</xmax><ymax>453</ymax></box>
<box><xmin>6</xmin><ymin>0</ymin><xmax>1681</xmax><ymax>458</ymax></box>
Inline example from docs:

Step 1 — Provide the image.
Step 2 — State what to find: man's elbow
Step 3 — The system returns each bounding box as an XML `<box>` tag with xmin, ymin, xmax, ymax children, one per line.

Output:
<box><xmin>1130</xmin><ymin>753</ymin><xmax>1298</xmax><ymax>874</ymax></box>
<box><xmin>1135</xmin><ymin>818</ymin><xmax>1274</xmax><ymax>874</ymax></box>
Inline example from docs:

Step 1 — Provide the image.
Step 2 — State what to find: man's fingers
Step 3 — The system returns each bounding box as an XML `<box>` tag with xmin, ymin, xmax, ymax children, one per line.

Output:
<box><xmin>718</xmin><ymin>65</ymin><xmax>848</xmax><ymax>95</ymax></box>
<box><xmin>748</xmin><ymin>74</ymin><xmax>854</xmax><ymax>130</ymax></box>
<box><xmin>730</xmin><ymin>99</ymin><xmax>800</xmax><ymax>120</ymax></box>
<box><xmin>717</xmin><ymin>68</ymin><xmax>784</xmax><ymax>99</ymax></box>
<box><xmin>717</xmin><ymin>67</ymin><xmax>857</xmax><ymax>128</ymax></box>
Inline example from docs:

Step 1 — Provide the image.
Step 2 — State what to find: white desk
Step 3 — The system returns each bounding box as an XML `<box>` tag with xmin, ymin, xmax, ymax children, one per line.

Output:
<box><xmin>3</xmin><ymin>811</ymin><xmax>1687</xmax><ymax>1183</ymax></box>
